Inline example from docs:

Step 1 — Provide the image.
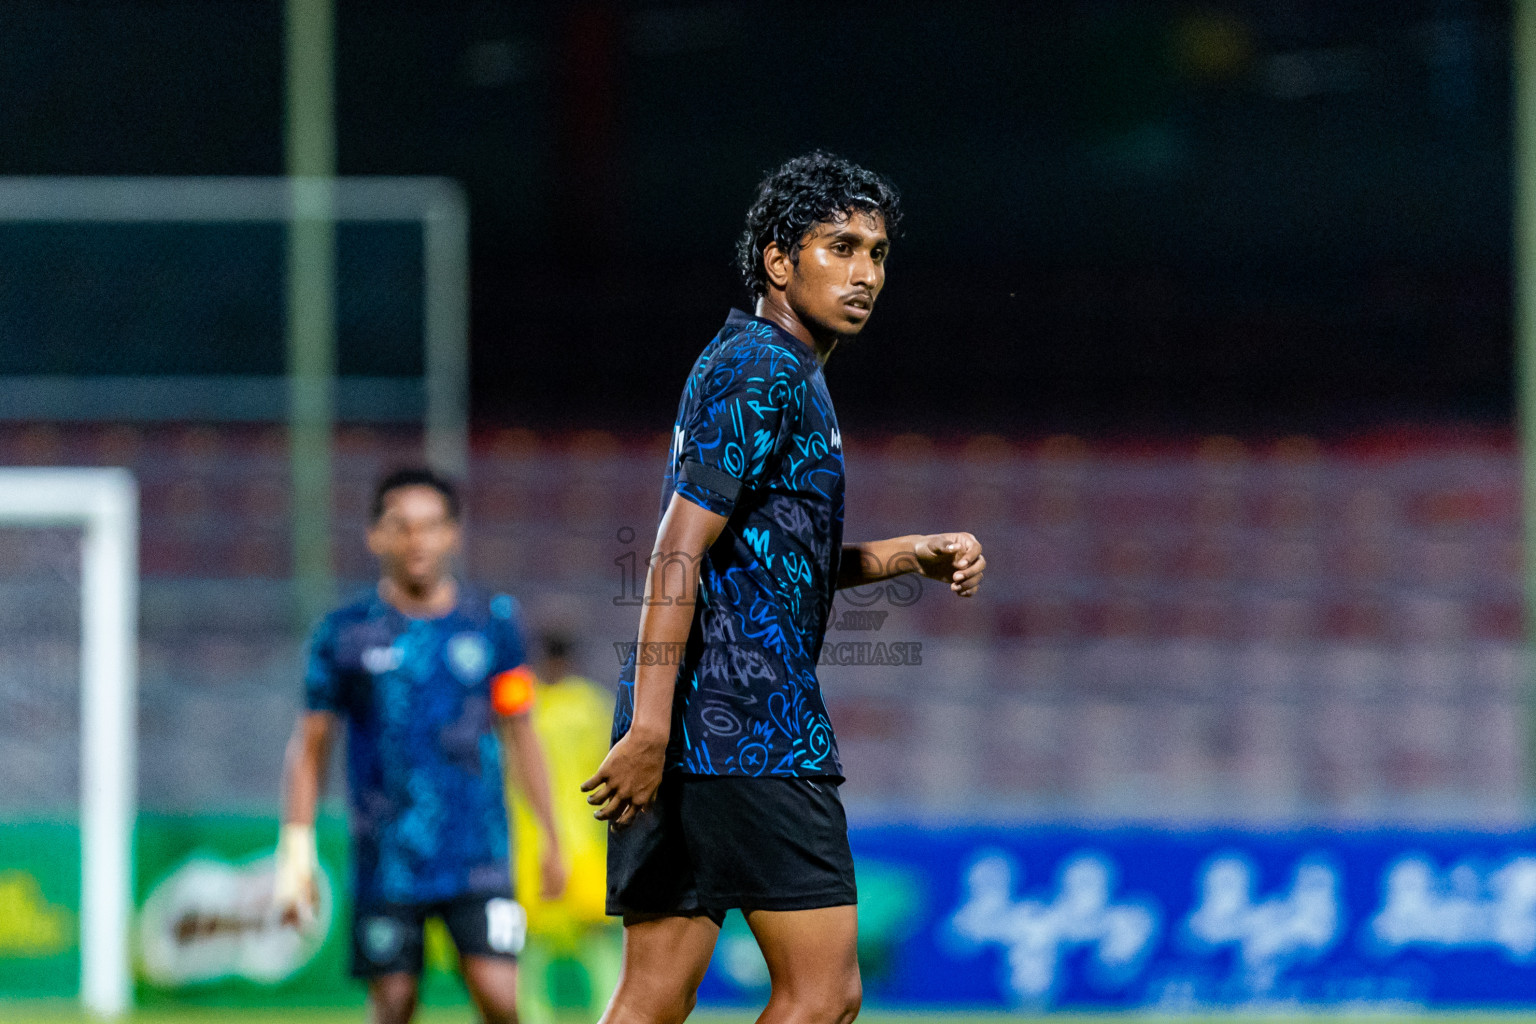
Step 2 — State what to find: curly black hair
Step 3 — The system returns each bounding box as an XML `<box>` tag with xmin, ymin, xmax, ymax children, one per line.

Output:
<box><xmin>736</xmin><ymin>151</ymin><xmax>902</xmax><ymax>300</ymax></box>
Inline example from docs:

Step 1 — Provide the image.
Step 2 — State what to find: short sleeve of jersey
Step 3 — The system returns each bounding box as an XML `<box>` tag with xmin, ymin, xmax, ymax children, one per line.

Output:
<box><xmin>487</xmin><ymin>593</ymin><xmax>534</xmax><ymax>717</ymax></box>
<box><xmin>302</xmin><ymin>615</ymin><xmax>343</xmax><ymax>713</ymax></box>
<box><xmin>676</xmin><ymin>339</ymin><xmax>805</xmax><ymax>516</ymax></box>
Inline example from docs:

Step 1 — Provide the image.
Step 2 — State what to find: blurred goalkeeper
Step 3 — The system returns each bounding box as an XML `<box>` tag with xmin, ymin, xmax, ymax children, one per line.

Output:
<box><xmin>275</xmin><ymin>467</ymin><xmax>566</xmax><ymax>1024</ymax></box>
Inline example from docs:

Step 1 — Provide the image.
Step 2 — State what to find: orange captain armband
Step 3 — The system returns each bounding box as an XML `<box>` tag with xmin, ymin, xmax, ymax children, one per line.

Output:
<box><xmin>491</xmin><ymin>665</ymin><xmax>537</xmax><ymax>717</ymax></box>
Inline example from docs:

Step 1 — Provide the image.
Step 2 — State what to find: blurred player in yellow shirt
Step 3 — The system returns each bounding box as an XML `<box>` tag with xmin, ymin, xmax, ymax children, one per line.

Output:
<box><xmin>509</xmin><ymin>632</ymin><xmax>621</xmax><ymax>1024</ymax></box>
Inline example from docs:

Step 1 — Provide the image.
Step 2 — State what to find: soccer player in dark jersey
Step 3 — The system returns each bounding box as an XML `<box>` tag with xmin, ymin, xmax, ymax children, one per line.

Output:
<box><xmin>583</xmin><ymin>152</ymin><xmax>986</xmax><ymax>1024</ymax></box>
<box><xmin>275</xmin><ymin>468</ymin><xmax>567</xmax><ymax>1024</ymax></box>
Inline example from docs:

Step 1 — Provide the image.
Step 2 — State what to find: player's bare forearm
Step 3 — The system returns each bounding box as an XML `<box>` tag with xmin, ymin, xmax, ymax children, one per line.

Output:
<box><xmin>627</xmin><ymin>493</ymin><xmax>729</xmax><ymax>740</ymax></box>
<box><xmin>625</xmin><ymin>605</ymin><xmax>693</xmax><ymax>746</ymax></box>
<box><xmin>500</xmin><ymin>714</ymin><xmax>571</xmax><ymax>899</ymax></box>
<box><xmin>583</xmin><ymin>493</ymin><xmax>728</xmax><ymax>826</ymax></box>
<box><xmin>275</xmin><ymin>712</ymin><xmax>331</xmax><ymax>926</ymax></box>
<box><xmin>280</xmin><ymin>711</ymin><xmax>336</xmax><ymax>826</ymax></box>
<box><xmin>838</xmin><ymin>536</ymin><xmax>924</xmax><ymax>588</ymax></box>
<box><xmin>499</xmin><ymin>715</ymin><xmax>561</xmax><ymax>849</ymax></box>
<box><xmin>500</xmin><ymin>713</ymin><xmax>570</xmax><ymax>898</ymax></box>
<box><xmin>840</xmin><ymin>532</ymin><xmax>987</xmax><ymax>597</ymax></box>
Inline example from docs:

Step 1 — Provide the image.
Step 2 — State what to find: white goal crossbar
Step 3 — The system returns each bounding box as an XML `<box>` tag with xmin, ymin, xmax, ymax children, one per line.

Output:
<box><xmin>0</xmin><ymin>468</ymin><xmax>137</xmax><ymax>1017</ymax></box>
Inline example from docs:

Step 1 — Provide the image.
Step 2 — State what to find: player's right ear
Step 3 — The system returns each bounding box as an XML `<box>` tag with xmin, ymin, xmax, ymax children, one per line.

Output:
<box><xmin>762</xmin><ymin>240</ymin><xmax>793</xmax><ymax>291</ymax></box>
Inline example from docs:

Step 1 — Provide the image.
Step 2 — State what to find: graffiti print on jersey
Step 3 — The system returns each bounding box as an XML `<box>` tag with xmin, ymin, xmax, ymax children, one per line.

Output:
<box><xmin>612</xmin><ymin>309</ymin><xmax>847</xmax><ymax>779</ymax></box>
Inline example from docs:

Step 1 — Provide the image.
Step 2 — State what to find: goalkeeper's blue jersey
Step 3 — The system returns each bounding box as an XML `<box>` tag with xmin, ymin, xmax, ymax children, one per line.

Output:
<box><xmin>304</xmin><ymin>587</ymin><xmax>529</xmax><ymax>905</ymax></box>
<box><xmin>611</xmin><ymin>309</ymin><xmax>846</xmax><ymax>779</ymax></box>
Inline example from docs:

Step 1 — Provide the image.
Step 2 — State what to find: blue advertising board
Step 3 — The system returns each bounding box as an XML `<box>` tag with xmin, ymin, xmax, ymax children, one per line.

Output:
<box><xmin>697</xmin><ymin>825</ymin><xmax>1536</xmax><ymax>1012</ymax></box>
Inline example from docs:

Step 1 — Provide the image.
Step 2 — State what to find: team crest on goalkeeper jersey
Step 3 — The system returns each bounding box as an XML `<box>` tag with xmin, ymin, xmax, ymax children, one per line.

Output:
<box><xmin>361</xmin><ymin>644</ymin><xmax>403</xmax><ymax>674</ymax></box>
<box><xmin>447</xmin><ymin>632</ymin><xmax>491</xmax><ymax>683</ymax></box>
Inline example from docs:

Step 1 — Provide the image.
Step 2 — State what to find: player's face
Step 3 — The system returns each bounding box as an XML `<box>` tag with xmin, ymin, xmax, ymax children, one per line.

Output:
<box><xmin>366</xmin><ymin>485</ymin><xmax>460</xmax><ymax>588</ymax></box>
<box><xmin>784</xmin><ymin>210</ymin><xmax>889</xmax><ymax>338</ymax></box>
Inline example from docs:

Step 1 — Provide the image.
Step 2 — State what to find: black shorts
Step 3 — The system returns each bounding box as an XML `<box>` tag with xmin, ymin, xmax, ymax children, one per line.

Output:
<box><xmin>606</xmin><ymin>773</ymin><xmax>857</xmax><ymax>924</ymax></box>
<box><xmin>350</xmin><ymin>892</ymin><xmax>525</xmax><ymax>978</ymax></box>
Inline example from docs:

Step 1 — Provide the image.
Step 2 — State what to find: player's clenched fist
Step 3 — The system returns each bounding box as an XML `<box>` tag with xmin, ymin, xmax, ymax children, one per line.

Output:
<box><xmin>914</xmin><ymin>532</ymin><xmax>986</xmax><ymax>597</ymax></box>
<box><xmin>272</xmin><ymin>822</ymin><xmax>320</xmax><ymax>929</ymax></box>
<box><xmin>582</xmin><ymin>727</ymin><xmax>667</xmax><ymax>829</ymax></box>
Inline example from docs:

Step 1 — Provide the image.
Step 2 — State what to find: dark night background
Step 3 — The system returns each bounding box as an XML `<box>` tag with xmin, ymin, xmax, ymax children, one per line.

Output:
<box><xmin>0</xmin><ymin>0</ymin><xmax>1512</xmax><ymax>437</ymax></box>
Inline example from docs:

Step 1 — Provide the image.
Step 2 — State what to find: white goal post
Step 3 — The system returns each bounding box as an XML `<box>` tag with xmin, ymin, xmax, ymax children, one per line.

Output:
<box><xmin>0</xmin><ymin>468</ymin><xmax>138</xmax><ymax>1017</ymax></box>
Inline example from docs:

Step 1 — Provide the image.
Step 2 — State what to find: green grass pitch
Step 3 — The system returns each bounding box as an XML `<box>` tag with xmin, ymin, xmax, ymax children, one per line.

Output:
<box><xmin>3</xmin><ymin>1007</ymin><xmax>1535</xmax><ymax>1024</ymax></box>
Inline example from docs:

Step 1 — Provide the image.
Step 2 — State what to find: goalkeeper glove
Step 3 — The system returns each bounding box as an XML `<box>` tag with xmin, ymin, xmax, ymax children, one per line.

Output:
<box><xmin>272</xmin><ymin>822</ymin><xmax>319</xmax><ymax>929</ymax></box>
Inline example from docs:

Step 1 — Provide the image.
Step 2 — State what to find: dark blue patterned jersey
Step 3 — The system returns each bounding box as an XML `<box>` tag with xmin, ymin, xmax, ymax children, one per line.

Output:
<box><xmin>611</xmin><ymin>308</ymin><xmax>846</xmax><ymax>779</ymax></box>
<box><xmin>304</xmin><ymin>587</ymin><xmax>536</xmax><ymax>905</ymax></box>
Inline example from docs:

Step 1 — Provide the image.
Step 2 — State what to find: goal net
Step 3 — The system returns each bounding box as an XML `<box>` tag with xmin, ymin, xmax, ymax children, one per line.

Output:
<box><xmin>0</xmin><ymin>469</ymin><xmax>136</xmax><ymax>1017</ymax></box>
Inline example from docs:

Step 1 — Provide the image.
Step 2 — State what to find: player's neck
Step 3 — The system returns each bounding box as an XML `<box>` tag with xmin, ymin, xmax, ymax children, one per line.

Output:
<box><xmin>378</xmin><ymin>575</ymin><xmax>457</xmax><ymax>619</ymax></box>
<box><xmin>753</xmin><ymin>295</ymin><xmax>837</xmax><ymax>363</ymax></box>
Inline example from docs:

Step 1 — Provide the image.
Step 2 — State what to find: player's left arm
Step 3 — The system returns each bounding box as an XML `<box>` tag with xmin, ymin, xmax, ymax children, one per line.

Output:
<box><xmin>838</xmin><ymin>532</ymin><xmax>985</xmax><ymax>597</ymax></box>
<box><xmin>496</xmin><ymin>709</ymin><xmax>569</xmax><ymax>900</ymax></box>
